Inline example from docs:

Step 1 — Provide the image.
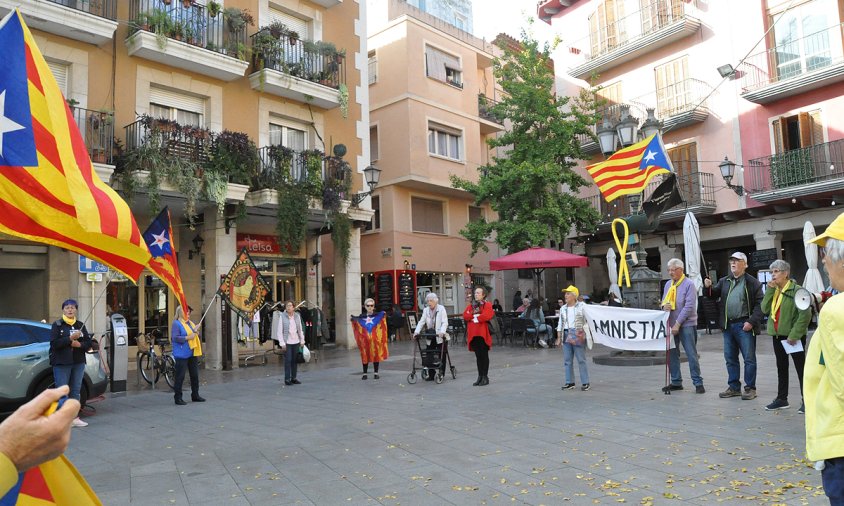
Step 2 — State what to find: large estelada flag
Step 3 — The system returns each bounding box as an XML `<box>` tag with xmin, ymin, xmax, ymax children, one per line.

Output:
<box><xmin>142</xmin><ymin>207</ymin><xmax>188</xmax><ymax>311</ymax></box>
<box><xmin>218</xmin><ymin>248</ymin><xmax>270</xmax><ymax>321</ymax></box>
<box><xmin>351</xmin><ymin>312</ymin><xmax>389</xmax><ymax>364</ymax></box>
<box><xmin>586</xmin><ymin>134</ymin><xmax>674</xmax><ymax>203</ymax></box>
<box><xmin>0</xmin><ymin>10</ymin><xmax>150</xmax><ymax>280</ymax></box>
<box><xmin>0</xmin><ymin>455</ymin><xmax>102</xmax><ymax>505</ymax></box>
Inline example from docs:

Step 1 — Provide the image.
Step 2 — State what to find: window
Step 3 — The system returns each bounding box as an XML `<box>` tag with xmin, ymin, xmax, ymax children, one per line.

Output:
<box><xmin>517</xmin><ymin>269</ymin><xmax>533</xmax><ymax>280</ymax></box>
<box><xmin>640</xmin><ymin>0</ymin><xmax>684</xmax><ymax>34</ymax></box>
<box><xmin>772</xmin><ymin>110</ymin><xmax>823</xmax><ymax>153</ymax></box>
<box><xmin>149</xmin><ymin>88</ymin><xmax>205</xmax><ymax>127</ymax></box>
<box><xmin>595</xmin><ymin>81</ymin><xmax>623</xmax><ymax>124</ymax></box>
<box><xmin>411</xmin><ymin>197</ymin><xmax>445</xmax><ymax>234</ymax></box>
<box><xmin>425</xmin><ymin>45</ymin><xmax>462</xmax><ymax>88</ymax></box>
<box><xmin>46</xmin><ymin>60</ymin><xmax>70</xmax><ymax>97</ymax></box>
<box><xmin>269</xmin><ymin>122</ymin><xmax>307</xmax><ymax>150</ymax></box>
<box><xmin>370</xmin><ymin>126</ymin><xmax>379</xmax><ymax>162</ymax></box>
<box><xmin>453</xmin><ymin>13</ymin><xmax>467</xmax><ymax>31</ymax></box>
<box><xmin>767</xmin><ymin>0</ymin><xmax>837</xmax><ymax>81</ymax></box>
<box><xmin>468</xmin><ymin>205</ymin><xmax>484</xmax><ymax>223</ymax></box>
<box><xmin>368</xmin><ymin>50</ymin><xmax>377</xmax><ymax>85</ymax></box>
<box><xmin>654</xmin><ymin>56</ymin><xmax>690</xmax><ymax>117</ymax></box>
<box><xmin>588</xmin><ymin>0</ymin><xmax>626</xmax><ymax>56</ymax></box>
<box><xmin>667</xmin><ymin>141</ymin><xmax>697</xmax><ymax>203</ymax></box>
<box><xmin>428</xmin><ymin>123</ymin><xmax>462</xmax><ymax>161</ymax></box>
<box><xmin>0</xmin><ymin>323</ymin><xmax>35</xmax><ymax>348</ymax></box>
<box><xmin>365</xmin><ymin>195</ymin><xmax>381</xmax><ymax>231</ymax></box>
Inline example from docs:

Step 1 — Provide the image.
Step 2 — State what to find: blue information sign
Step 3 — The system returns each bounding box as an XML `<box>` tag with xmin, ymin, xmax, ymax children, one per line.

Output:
<box><xmin>78</xmin><ymin>256</ymin><xmax>109</xmax><ymax>273</ymax></box>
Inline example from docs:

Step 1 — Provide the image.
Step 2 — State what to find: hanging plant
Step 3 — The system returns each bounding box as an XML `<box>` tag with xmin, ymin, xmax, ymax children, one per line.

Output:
<box><xmin>275</xmin><ymin>182</ymin><xmax>309</xmax><ymax>254</ymax></box>
<box><xmin>204</xmin><ymin>168</ymin><xmax>228</xmax><ymax>215</ymax></box>
<box><xmin>329</xmin><ymin>210</ymin><xmax>352</xmax><ymax>266</ymax></box>
<box><xmin>263</xmin><ymin>144</ymin><xmax>295</xmax><ymax>188</ymax></box>
<box><xmin>206</xmin><ymin>0</ymin><xmax>221</xmax><ymax>18</ymax></box>
<box><xmin>338</xmin><ymin>83</ymin><xmax>349</xmax><ymax>119</ymax></box>
<box><xmin>302</xmin><ymin>149</ymin><xmax>324</xmax><ymax>197</ymax></box>
<box><xmin>209</xmin><ymin>130</ymin><xmax>259</xmax><ymax>186</ymax></box>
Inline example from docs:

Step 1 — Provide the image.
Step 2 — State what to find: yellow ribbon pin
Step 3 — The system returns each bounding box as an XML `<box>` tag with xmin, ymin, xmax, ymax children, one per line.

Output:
<box><xmin>612</xmin><ymin>218</ymin><xmax>631</xmax><ymax>288</ymax></box>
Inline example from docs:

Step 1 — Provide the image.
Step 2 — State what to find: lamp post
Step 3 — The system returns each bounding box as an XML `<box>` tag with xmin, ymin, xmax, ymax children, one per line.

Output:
<box><xmin>350</xmin><ymin>165</ymin><xmax>382</xmax><ymax>206</ymax></box>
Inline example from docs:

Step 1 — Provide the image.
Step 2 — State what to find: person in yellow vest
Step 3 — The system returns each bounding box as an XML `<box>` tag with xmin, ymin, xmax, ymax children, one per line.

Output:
<box><xmin>804</xmin><ymin>212</ymin><xmax>844</xmax><ymax>503</ymax></box>
<box><xmin>171</xmin><ymin>305</ymin><xmax>204</xmax><ymax>406</ymax></box>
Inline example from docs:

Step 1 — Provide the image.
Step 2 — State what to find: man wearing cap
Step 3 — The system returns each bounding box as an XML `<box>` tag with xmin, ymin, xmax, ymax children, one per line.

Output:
<box><xmin>804</xmin><ymin>212</ymin><xmax>844</xmax><ymax>503</ymax></box>
<box><xmin>704</xmin><ymin>252</ymin><xmax>764</xmax><ymax>400</ymax></box>
<box><xmin>557</xmin><ymin>286</ymin><xmax>589</xmax><ymax>391</ymax></box>
<box><xmin>661</xmin><ymin>258</ymin><xmax>704</xmax><ymax>394</ymax></box>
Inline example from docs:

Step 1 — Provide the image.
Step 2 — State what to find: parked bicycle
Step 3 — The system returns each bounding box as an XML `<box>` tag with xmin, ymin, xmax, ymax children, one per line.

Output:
<box><xmin>137</xmin><ymin>330</ymin><xmax>176</xmax><ymax>389</ymax></box>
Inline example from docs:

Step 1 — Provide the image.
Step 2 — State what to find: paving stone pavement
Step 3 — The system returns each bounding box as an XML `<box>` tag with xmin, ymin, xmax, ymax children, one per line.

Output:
<box><xmin>69</xmin><ymin>331</ymin><xmax>828</xmax><ymax>505</ymax></box>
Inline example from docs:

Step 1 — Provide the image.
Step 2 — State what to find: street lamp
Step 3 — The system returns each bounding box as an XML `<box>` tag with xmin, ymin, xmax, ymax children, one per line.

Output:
<box><xmin>597</xmin><ymin>105</ymin><xmax>663</xmax><ymax>157</ymax></box>
<box><xmin>350</xmin><ymin>165</ymin><xmax>382</xmax><ymax>206</ymax></box>
<box><xmin>718</xmin><ymin>156</ymin><xmax>744</xmax><ymax>196</ymax></box>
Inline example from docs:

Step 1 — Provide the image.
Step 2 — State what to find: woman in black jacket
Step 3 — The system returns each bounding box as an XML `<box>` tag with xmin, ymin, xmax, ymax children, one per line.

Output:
<box><xmin>50</xmin><ymin>299</ymin><xmax>93</xmax><ymax>427</ymax></box>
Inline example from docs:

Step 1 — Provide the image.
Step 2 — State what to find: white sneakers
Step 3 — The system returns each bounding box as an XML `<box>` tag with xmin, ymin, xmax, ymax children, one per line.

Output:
<box><xmin>72</xmin><ymin>417</ymin><xmax>88</xmax><ymax>428</ymax></box>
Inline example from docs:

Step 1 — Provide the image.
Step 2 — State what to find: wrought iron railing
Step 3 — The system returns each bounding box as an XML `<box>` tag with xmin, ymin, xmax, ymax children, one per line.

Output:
<box><xmin>587</xmin><ymin>170</ymin><xmax>715</xmax><ymax>222</ymax></box>
<box><xmin>478</xmin><ymin>94</ymin><xmax>501</xmax><ymax>123</ymax></box>
<box><xmin>631</xmin><ymin>78</ymin><xmax>712</xmax><ymax>118</ymax></box>
<box><xmin>746</xmin><ymin>139</ymin><xmax>844</xmax><ymax>193</ymax></box>
<box><xmin>128</xmin><ymin>0</ymin><xmax>247</xmax><ymax>59</ymax></box>
<box><xmin>71</xmin><ymin>107</ymin><xmax>114</xmax><ymax>165</ymax></box>
<box><xmin>124</xmin><ymin>118</ymin><xmax>212</xmax><ymax>165</ymax></box>
<box><xmin>250</xmin><ymin>29</ymin><xmax>346</xmax><ymax>89</ymax></box>
<box><xmin>48</xmin><ymin>0</ymin><xmax>116</xmax><ymax>20</ymax></box>
<box><xmin>567</xmin><ymin>0</ymin><xmax>697</xmax><ymax>63</ymax></box>
<box><xmin>738</xmin><ymin>23</ymin><xmax>844</xmax><ymax>92</ymax></box>
<box><xmin>256</xmin><ymin>146</ymin><xmax>348</xmax><ymax>191</ymax></box>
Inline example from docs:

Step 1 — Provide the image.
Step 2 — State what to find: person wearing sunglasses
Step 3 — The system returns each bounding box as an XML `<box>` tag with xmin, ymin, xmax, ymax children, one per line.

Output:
<box><xmin>354</xmin><ymin>298</ymin><xmax>382</xmax><ymax>380</ymax></box>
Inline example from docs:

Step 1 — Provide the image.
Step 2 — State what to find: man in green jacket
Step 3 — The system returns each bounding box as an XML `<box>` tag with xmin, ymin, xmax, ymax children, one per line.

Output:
<box><xmin>761</xmin><ymin>259</ymin><xmax>811</xmax><ymax>413</ymax></box>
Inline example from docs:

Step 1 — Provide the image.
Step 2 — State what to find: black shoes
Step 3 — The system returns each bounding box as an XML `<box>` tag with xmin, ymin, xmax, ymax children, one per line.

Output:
<box><xmin>192</xmin><ymin>396</ymin><xmax>206</xmax><ymax>402</ymax></box>
<box><xmin>291</xmin><ymin>379</ymin><xmax>301</xmax><ymax>384</ymax></box>
<box><xmin>581</xmin><ymin>384</ymin><xmax>590</xmax><ymax>391</ymax></box>
<box><xmin>696</xmin><ymin>385</ymin><xmax>706</xmax><ymax>394</ymax></box>
<box><xmin>668</xmin><ymin>384</ymin><xmax>683</xmax><ymax>391</ymax></box>
<box><xmin>478</xmin><ymin>376</ymin><xmax>489</xmax><ymax>386</ymax></box>
<box><xmin>175</xmin><ymin>399</ymin><xmax>187</xmax><ymax>405</ymax></box>
<box><xmin>562</xmin><ymin>383</ymin><xmax>575</xmax><ymax>390</ymax></box>
<box><xmin>284</xmin><ymin>380</ymin><xmax>292</xmax><ymax>385</ymax></box>
<box><xmin>374</xmin><ymin>374</ymin><xmax>379</xmax><ymax>380</ymax></box>
<box><xmin>361</xmin><ymin>374</ymin><xmax>367</xmax><ymax>380</ymax></box>
<box><xmin>473</xmin><ymin>376</ymin><xmax>482</xmax><ymax>386</ymax></box>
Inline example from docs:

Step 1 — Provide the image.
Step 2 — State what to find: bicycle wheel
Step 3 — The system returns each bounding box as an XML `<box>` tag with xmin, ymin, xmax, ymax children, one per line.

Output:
<box><xmin>137</xmin><ymin>352</ymin><xmax>153</xmax><ymax>385</ymax></box>
<box><xmin>163</xmin><ymin>355</ymin><xmax>176</xmax><ymax>390</ymax></box>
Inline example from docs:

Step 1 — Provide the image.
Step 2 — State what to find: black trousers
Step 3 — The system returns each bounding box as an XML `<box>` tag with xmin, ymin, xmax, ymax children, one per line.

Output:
<box><xmin>174</xmin><ymin>356</ymin><xmax>200</xmax><ymax>401</ymax></box>
<box><xmin>772</xmin><ymin>335</ymin><xmax>806</xmax><ymax>401</ymax></box>
<box><xmin>363</xmin><ymin>362</ymin><xmax>379</xmax><ymax>373</ymax></box>
<box><xmin>470</xmin><ymin>336</ymin><xmax>489</xmax><ymax>377</ymax></box>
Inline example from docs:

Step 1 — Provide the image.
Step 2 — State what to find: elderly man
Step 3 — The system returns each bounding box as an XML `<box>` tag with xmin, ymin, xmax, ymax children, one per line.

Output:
<box><xmin>760</xmin><ymin>259</ymin><xmax>811</xmax><ymax>413</ymax></box>
<box><xmin>704</xmin><ymin>252</ymin><xmax>764</xmax><ymax>400</ymax></box>
<box><xmin>804</xmin><ymin>212</ymin><xmax>844</xmax><ymax>503</ymax></box>
<box><xmin>661</xmin><ymin>258</ymin><xmax>704</xmax><ymax>394</ymax></box>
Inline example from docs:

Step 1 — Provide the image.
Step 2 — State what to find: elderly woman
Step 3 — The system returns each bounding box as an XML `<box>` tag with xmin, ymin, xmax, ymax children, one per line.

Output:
<box><xmin>50</xmin><ymin>299</ymin><xmax>93</xmax><ymax>427</ymax></box>
<box><xmin>760</xmin><ymin>259</ymin><xmax>811</xmax><ymax>412</ymax></box>
<box><xmin>521</xmin><ymin>298</ymin><xmax>552</xmax><ymax>347</ymax></box>
<box><xmin>171</xmin><ymin>305</ymin><xmax>204</xmax><ymax>405</ymax></box>
<box><xmin>464</xmin><ymin>286</ymin><xmax>495</xmax><ymax>386</ymax></box>
<box><xmin>414</xmin><ymin>292</ymin><xmax>449</xmax><ymax>378</ymax></box>
<box><xmin>805</xmin><ymin>212</ymin><xmax>844</xmax><ymax>503</ymax></box>
<box><xmin>277</xmin><ymin>301</ymin><xmax>305</xmax><ymax>386</ymax></box>
<box><xmin>353</xmin><ymin>298</ymin><xmax>383</xmax><ymax>380</ymax></box>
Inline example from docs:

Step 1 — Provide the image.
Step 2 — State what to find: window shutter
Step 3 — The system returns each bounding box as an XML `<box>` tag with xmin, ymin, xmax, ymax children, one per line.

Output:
<box><xmin>47</xmin><ymin>60</ymin><xmax>69</xmax><ymax>97</ymax></box>
<box><xmin>772</xmin><ymin>118</ymin><xmax>784</xmax><ymax>154</ymax></box>
<box><xmin>268</xmin><ymin>8</ymin><xmax>309</xmax><ymax>38</ymax></box>
<box><xmin>798</xmin><ymin>111</ymin><xmax>813</xmax><ymax>148</ymax></box>
<box><xmin>809</xmin><ymin>110</ymin><xmax>824</xmax><ymax>145</ymax></box>
<box><xmin>370</xmin><ymin>126</ymin><xmax>379</xmax><ymax>161</ymax></box>
<box><xmin>149</xmin><ymin>88</ymin><xmax>206</xmax><ymax>116</ymax></box>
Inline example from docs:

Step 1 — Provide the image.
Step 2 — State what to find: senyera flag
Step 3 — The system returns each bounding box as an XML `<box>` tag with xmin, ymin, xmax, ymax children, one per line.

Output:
<box><xmin>142</xmin><ymin>207</ymin><xmax>188</xmax><ymax>311</ymax></box>
<box><xmin>351</xmin><ymin>312</ymin><xmax>390</xmax><ymax>364</ymax></box>
<box><xmin>586</xmin><ymin>133</ymin><xmax>675</xmax><ymax>203</ymax></box>
<box><xmin>0</xmin><ymin>10</ymin><xmax>150</xmax><ymax>281</ymax></box>
<box><xmin>218</xmin><ymin>248</ymin><xmax>270</xmax><ymax>321</ymax></box>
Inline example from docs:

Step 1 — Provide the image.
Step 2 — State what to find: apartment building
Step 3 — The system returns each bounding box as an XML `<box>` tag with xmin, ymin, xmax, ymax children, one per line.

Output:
<box><xmin>364</xmin><ymin>0</ymin><xmax>507</xmax><ymax>315</ymax></box>
<box><xmin>0</xmin><ymin>0</ymin><xmax>369</xmax><ymax>367</ymax></box>
<box><xmin>539</xmin><ymin>0</ymin><xmax>844</xmax><ymax>298</ymax></box>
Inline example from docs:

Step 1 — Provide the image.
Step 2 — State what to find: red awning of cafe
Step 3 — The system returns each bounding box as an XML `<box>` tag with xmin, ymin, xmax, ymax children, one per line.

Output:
<box><xmin>489</xmin><ymin>247</ymin><xmax>589</xmax><ymax>271</ymax></box>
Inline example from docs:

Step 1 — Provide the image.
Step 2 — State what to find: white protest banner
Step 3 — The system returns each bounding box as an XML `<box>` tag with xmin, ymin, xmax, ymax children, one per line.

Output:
<box><xmin>583</xmin><ymin>305</ymin><xmax>671</xmax><ymax>351</ymax></box>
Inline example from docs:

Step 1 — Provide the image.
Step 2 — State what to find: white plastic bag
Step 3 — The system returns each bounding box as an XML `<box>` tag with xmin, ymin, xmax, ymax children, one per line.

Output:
<box><xmin>301</xmin><ymin>344</ymin><xmax>311</xmax><ymax>363</ymax></box>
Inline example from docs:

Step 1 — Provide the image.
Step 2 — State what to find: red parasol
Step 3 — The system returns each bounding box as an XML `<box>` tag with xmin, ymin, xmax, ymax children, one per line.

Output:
<box><xmin>490</xmin><ymin>247</ymin><xmax>589</xmax><ymax>271</ymax></box>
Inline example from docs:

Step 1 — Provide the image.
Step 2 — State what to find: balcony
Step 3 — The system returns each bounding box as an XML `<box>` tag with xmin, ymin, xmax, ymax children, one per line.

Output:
<box><xmin>248</xmin><ymin>30</ymin><xmax>345</xmax><ymax>109</ymax></box>
<box><xmin>0</xmin><ymin>0</ymin><xmax>117</xmax><ymax>45</ymax></box>
<box><xmin>587</xmin><ymin>170</ymin><xmax>716</xmax><ymax>224</ymax></box>
<box><xmin>124</xmin><ymin>117</ymin><xmax>212</xmax><ymax>165</ymax></box>
<box><xmin>126</xmin><ymin>0</ymin><xmax>249</xmax><ymax>81</ymax></box>
<box><xmin>738</xmin><ymin>23</ymin><xmax>844</xmax><ymax>104</ymax></box>
<box><xmin>72</xmin><ymin>106</ymin><xmax>114</xmax><ymax>165</ymax></box>
<box><xmin>745</xmin><ymin>139</ymin><xmax>844</xmax><ymax>202</ymax></box>
<box><xmin>630</xmin><ymin>78</ymin><xmax>711</xmax><ymax>131</ymax></box>
<box><xmin>477</xmin><ymin>94</ymin><xmax>505</xmax><ymax>134</ymax></box>
<box><xmin>566</xmin><ymin>0</ymin><xmax>701</xmax><ymax>80</ymax></box>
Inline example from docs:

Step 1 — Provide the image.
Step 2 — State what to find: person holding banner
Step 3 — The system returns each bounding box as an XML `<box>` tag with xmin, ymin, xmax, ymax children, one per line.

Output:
<box><xmin>557</xmin><ymin>286</ymin><xmax>589</xmax><ymax>391</ymax></box>
<box><xmin>50</xmin><ymin>299</ymin><xmax>93</xmax><ymax>427</ymax></box>
<box><xmin>704</xmin><ymin>252</ymin><xmax>764</xmax><ymax>401</ymax></box>
<box><xmin>760</xmin><ymin>260</ymin><xmax>810</xmax><ymax>413</ymax></box>
<box><xmin>661</xmin><ymin>259</ymin><xmax>704</xmax><ymax>394</ymax></box>
<box><xmin>171</xmin><ymin>305</ymin><xmax>205</xmax><ymax>405</ymax></box>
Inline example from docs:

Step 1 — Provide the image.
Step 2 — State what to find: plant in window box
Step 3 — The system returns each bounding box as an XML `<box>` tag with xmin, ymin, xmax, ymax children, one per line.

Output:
<box><xmin>183</xmin><ymin>23</ymin><xmax>200</xmax><ymax>46</ymax></box>
<box><xmin>332</xmin><ymin>48</ymin><xmax>346</xmax><ymax>64</ymax></box>
<box><xmin>209</xmin><ymin>130</ymin><xmax>260</xmax><ymax>187</ymax></box>
<box><xmin>266</xmin><ymin>21</ymin><xmax>286</xmax><ymax>39</ymax></box>
<box><xmin>131</xmin><ymin>12</ymin><xmax>152</xmax><ymax>32</ymax></box>
<box><xmin>264</xmin><ymin>144</ymin><xmax>295</xmax><ymax>188</ymax></box>
<box><xmin>206</xmin><ymin>0</ymin><xmax>221</xmax><ymax>18</ymax></box>
<box><xmin>252</xmin><ymin>31</ymin><xmax>281</xmax><ymax>69</ymax></box>
<box><xmin>169</xmin><ymin>20</ymin><xmax>185</xmax><ymax>41</ymax></box>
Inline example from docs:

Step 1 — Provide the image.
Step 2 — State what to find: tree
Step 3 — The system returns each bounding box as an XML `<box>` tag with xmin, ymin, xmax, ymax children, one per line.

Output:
<box><xmin>450</xmin><ymin>30</ymin><xmax>601</xmax><ymax>255</ymax></box>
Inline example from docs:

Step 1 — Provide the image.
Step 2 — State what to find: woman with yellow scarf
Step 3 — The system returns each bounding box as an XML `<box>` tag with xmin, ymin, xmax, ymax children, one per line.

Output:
<box><xmin>171</xmin><ymin>305</ymin><xmax>205</xmax><ymax>405</ymax></box>
<box><xmin>49</xmin><ymin>299</ymin><xmax>93</xmax><ymax>427</ymax></box>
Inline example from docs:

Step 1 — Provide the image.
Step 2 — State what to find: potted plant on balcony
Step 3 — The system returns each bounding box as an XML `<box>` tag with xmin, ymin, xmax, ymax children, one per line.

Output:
<box><xmin>287</xmin><ymin>30</ymin><xmax>299</xmax><ymax>45</ymax></box>
<box><xmin>266</xmin><ymin>20</ymin><xmax>286</xmax><ymax>39</ymax></box>
<box><xmin>161</xmin><ymin>0</ymin><xmax>172</xmax><ymax>5</ymax></box>
<box><xmin>207</xmin><ymin>0</ymin><xmax>221</xmax><ymax>18</ymax></box>
<box><xmin>169</xmin><ymin>20</ymin><xmax>185</xmax><ymax>41</ymax></box>
<box><xmin>65</xmin><ymin>98</ymin><xmax>79</xmax><ymax>112</ymax></box>
<box><xmin>252</xmin><ymin>31</ymin><xmax>281</xmax><ymax>70</ymax></box>
<box><xmin>223</xmin><ymin>7</ymin><xmax>254</xmax><ymax>33</ymax></box>
<box><xmin>183</xmin><ymin>24</ymin><xmax>199</xmax><ymax>46</ymax></box>
<box><xmin>182</xmin><ymin>0</ymin><xmax>193</xmax><ymax>8</ymax></box>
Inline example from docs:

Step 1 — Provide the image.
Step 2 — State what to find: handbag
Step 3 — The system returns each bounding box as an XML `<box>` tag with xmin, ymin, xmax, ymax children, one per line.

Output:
<box><xmin>487</xmin><ymin>316</ymin><xmax>502</xmax><ymax>340</ymax></box>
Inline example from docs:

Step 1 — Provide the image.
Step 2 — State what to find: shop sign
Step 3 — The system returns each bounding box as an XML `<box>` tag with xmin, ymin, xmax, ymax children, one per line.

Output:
<box><xmin>236</xmin><ymin>234</ymin><xmax>299</xmax><ymax>256</ymax></box>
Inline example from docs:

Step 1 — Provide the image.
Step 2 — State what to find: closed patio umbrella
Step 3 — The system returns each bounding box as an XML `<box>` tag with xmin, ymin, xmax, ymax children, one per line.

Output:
<box><xmin>683</xmin><ymin>212</ymin><xmax>703</xmax><ymax>295</ymax></box>
<box><xmin>803</xmin><ymin>221</ymin><xmax>825</xmax><ymax>293</ymax></box>
<box><xmin>606</xmin><ymin>248</ymin><xmax>622</xmax><ymax>301</ymax></box>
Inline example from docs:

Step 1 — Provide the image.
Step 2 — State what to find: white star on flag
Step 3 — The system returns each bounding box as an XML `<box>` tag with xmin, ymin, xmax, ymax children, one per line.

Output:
<box><xmin>364</xmin><ymin>316</ymin><xmax>374</xmax><ymax>325</ymax></box>
<box><xmin>0</xmin><ymin>90</ymin><xmax>26</xmax><ymax>158</ymax></box>
<box><xmin>151</xmin><ymin>230</ymin><xmax>170</xmax><ymax>250</ymax></box>
<box><xmin>643</xmin><ymin>150</ymin><xmax>657</xmax><ymax>164</ymax></box>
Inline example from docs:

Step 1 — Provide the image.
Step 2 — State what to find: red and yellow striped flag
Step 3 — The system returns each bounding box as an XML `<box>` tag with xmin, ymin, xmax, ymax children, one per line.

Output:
<box><xmin>142</xmin><ymin>207</ymin><xmax>188</xmax><ymax>311</ymax></box>
<box><xmin>0</xmin><ymin>10</ymin><xmax>150</xmax><ymax>281</ymax></box>
<box><xmin>352</xmin><ymin>312</ymin><xmax>390</xmax><ymax>364</ymax></box>
<box><xmin>586</xmin><ymin>134</ymin><xmax>674</xmax><ymax>203</ymax></box>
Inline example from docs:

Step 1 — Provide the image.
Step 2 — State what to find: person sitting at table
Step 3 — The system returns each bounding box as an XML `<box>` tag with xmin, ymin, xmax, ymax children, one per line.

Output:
<box><xmin>521</xmin><ymin>298</ymin><xmax>552</xmax><ymax>347</ymax></box>
<box><xmin>492</xmin><ymin>299</ymin><xmax>503</xmax><ymax>313</ymax></box>
<box><xmin>516</xmin><ymin>297</ymin><xmax>530</xmax><ymax>313</ymax></box>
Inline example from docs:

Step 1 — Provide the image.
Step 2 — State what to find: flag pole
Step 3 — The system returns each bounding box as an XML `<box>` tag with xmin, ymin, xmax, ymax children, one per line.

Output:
<box><xmin>80</xmin><ymin>271</ymin><xmax>114</xmax><ymax>333</ymax></box>
<box><xmin>195</xmin><ymin>293</ymin><xmax>219</xmax><ymax>328</ymax></box>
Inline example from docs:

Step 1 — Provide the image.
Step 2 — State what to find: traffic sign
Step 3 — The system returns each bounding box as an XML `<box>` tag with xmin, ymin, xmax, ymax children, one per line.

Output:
<box><xmin>78</xmin><ymin>256</ymin><xmax>109</xmax><ymax>274</ymax></box>
<box><xmin>86</xmin><ymin>273</ymin><xmax>103</xmax><ymax>282</ymax></box>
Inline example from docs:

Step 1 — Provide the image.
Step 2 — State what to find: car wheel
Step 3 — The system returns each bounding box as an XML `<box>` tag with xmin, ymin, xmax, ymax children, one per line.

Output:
<box><xmin>34</xmin><ymin>375</ymin><xmax>89</xmax><ymax>407</ymax></box>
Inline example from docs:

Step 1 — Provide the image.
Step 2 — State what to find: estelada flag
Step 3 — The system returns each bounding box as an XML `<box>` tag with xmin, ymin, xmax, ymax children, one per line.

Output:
<box><xmin>586</xmin><ymin>134</ymin><xmax>674</xmax><ymax>203</ymax></box>
<box><xmin>218</xmin><ymin>248</ymin><xmax>270</xmax><ymax>321</ymax></box>
<box><xmin>351</xmin><ymin>312</ymin><xmax>390</xmax><ymax>364</ymax></box>
<box><xmin>0</xmin><ymin>455</ymin><xmax>102</xmax><ymax>506</ymax></box>
<box><xmin>142</xmin><ymin>207</ymin><xmax>188</xmax><ymax>311</ymax></box>
<box><xmin>0</xmin><ymin>10</ymin><xmax>150</xmax><ymax>281</ymax></box>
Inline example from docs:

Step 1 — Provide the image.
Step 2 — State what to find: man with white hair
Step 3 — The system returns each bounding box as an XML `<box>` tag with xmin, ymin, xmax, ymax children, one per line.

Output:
<box><xmin>661</xmin><ymin>258</ymin><xmax>704</xmax><ymax>394</ymax></box>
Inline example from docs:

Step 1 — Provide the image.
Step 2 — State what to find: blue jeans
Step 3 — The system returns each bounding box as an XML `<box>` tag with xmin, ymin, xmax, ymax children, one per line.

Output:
<box><xmin>563</xmin><ymin>330</ymin><xmax>589</xmax><ymax>385</ymax></box>
<box><xmin>668</xmin><ymin>326</ymin><xmax>702</xmax><ymax>387</ymax></box>
<box><xmin>822</xmin><ymin>457</ymin><xmax>844</xmax><ymax>504</ymax></box>
<box><xmin>53</xmin><ymin>362</ymin><xmax>86</xmax><ymax>408</ymax></box>
<box><xmin>723</xmin><ymin>322</ymin><xmax>756</xmax><ymax>391</ymax></box>
<box><xmin>284</xmin><ymin>343</ymin><xmax>300</xmax><ymax>382</ymax></box>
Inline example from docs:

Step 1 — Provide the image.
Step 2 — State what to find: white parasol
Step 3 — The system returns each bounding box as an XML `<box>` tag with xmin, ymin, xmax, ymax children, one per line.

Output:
<box><xmin>607</xmin><ymin>248</ymin><xmax>622</xmax><ymax>301</ymax></box>
<box><xmin>683</xmin><ymin>212</ymin><xmax>703</xmax><ymax>294</ymax></box>
<box><xmin>803</xmin><ymin>221</ymin><xmax>825</xmax><ymax>293</ymax></box>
